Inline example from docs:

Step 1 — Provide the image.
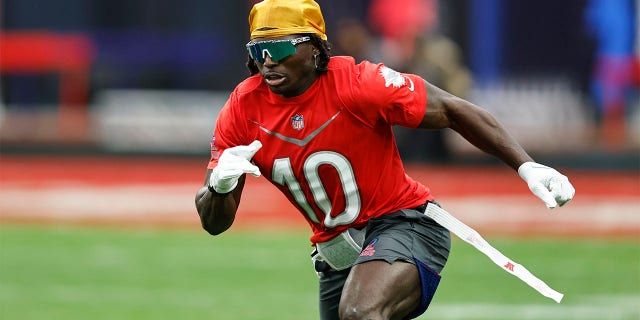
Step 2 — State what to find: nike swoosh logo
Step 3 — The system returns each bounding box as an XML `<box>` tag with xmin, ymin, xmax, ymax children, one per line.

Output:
<box><xmin>407</xmin><ymin>77</ymin><xmax>414</xmax><ymax>92</ymax></box>
<box><xmin>250</xmin><ymin>109</ymin><xmax>342</xmax><ymax>146</ymax></box>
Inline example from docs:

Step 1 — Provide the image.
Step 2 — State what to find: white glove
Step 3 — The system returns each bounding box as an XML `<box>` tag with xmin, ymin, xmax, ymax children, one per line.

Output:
<box><xmin>518</xmin><ymin>162</ymin><xmax>575</xmax><ymax>209</ymax></box>
<box><xmin>208</xmin><ymin>140</ymin><xmax>262</xmax><ymax>194</ymax></box>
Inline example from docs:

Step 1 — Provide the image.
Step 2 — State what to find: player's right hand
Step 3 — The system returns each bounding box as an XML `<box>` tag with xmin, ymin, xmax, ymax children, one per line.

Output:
<box><xmin>208</xmin><ymin>140</ymin><xmax>262</xmax><ymax>194</ymax></box>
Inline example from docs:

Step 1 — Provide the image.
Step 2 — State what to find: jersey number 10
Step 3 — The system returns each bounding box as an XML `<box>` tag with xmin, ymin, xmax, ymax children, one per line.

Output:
<box><xmin>271</xmin><ymin>151</ymin><xmax>361</xmax><ymax>228</ymax></box>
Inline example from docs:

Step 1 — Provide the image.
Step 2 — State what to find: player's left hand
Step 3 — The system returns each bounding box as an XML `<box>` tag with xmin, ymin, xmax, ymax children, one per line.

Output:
<box><xmin>518</xmin><ymin>162</ymin><xmax>575</xmax><ymax>209</ymax></box>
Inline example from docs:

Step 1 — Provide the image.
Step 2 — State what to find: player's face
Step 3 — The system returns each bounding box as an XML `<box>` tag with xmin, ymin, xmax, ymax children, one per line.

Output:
<box><xmin>248</xmin><ymin>35</ymin><xmax>319</xmax><ymax>97</ymax></box>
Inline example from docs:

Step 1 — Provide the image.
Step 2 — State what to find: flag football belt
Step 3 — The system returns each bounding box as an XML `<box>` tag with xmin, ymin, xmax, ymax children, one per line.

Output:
<box><xmin>423</xmin><ymin>202</ymin><xmax>564</xmax><ymax>303</ymax></box>
<box><xmin>314</xmin><ymin>227</ymin><xmax>366</xmax><ymax>271</ymax></box>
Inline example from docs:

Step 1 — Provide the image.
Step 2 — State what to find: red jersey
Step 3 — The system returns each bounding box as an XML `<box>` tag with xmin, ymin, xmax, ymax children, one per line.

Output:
<box><xmin>208</xmin><ymin>56</ymin><xmax>434</xmax><ymax>244</ymax></box>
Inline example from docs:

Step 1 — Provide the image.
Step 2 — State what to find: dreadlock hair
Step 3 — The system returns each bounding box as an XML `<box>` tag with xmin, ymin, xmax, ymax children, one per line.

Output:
<box><xmin>246</xmin><ymin>34</ymin><xmax>332</xmax><ymax>76</ymax></box>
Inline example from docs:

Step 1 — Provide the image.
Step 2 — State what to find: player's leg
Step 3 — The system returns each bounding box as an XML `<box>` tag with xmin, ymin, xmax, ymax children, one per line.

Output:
<box><xmin>339</xmin><ymin>205</ymin><xmax>451</xmax><ymax>319</ymax></box>
<box><xmin>339</xmin><ymin>260</ymin><xmax>421</xmax><ymax>320</ymax></box>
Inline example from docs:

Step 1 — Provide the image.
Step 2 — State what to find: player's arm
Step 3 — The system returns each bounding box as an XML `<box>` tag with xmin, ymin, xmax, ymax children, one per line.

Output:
<box><xmin>195</xmin><ymin>172</ymin><xmax>246</xmax><ymax>235</ymax></box>
<box><xmin>419</xmin><ymin>80</ymin><xmax>575</xmax><ymax>208</ymax></box>
<box><xmin>194</xmin><ymin>141</ymin><xmax>263</xmax><ymax>235</ymax></box>
<box><xmin>418</xmin><ymin>80</ymin><xmax>531</xmax><ymax>170</ymax></box>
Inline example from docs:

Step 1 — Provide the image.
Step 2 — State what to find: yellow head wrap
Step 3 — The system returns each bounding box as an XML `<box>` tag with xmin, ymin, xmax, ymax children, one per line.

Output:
<box><xmin>249</xmin><ymin>0</ymin><xmax>327</xmax><ymax>40</ymax></box>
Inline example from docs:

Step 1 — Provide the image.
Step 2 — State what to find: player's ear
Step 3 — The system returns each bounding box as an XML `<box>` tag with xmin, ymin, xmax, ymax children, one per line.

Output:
<box><xmin>310</xmin><ymin>42</ymin><xmax>320</xmax><ymax>55</ymax></box>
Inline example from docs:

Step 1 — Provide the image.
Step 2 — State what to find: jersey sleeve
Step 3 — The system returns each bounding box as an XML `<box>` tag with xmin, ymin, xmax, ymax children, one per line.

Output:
<box><xmin>346</xmin><ymin>61</ymin><xmax>427</xmax><ymax>128</ymax></box>
<box><xmin>206</xmin><ymin>90</ymin><xmax>249</xmax><ymax>170</ymax></box>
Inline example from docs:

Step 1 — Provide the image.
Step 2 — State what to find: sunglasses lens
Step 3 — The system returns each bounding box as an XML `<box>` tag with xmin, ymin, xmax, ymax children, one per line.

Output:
<box><xmin>247</xmin><ymin>44</ymin><xmax>264</xmax><ymax>63</ymax></box>
<box><xmin>247</xmin><ymin>41</ymin><xmax>297</xmax><ymax>63</ymax></box>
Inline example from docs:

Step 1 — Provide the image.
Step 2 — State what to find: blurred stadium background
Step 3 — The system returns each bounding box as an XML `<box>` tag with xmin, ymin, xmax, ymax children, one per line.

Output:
<box><xmin>1</xmin><ymin>0</ymin><xmax>639</xmax><ymax>319</ymax></box>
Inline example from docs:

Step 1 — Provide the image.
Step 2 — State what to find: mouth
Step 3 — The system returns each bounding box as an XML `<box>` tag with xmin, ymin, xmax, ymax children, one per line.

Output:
<box><xmin>263</xmin><ymin>72</ymin><xmax>286</xmax><ymax>87</ymax></box>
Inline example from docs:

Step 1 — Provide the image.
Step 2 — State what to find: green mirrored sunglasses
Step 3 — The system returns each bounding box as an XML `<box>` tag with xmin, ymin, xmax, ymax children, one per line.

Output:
<box><xmin>246</xmin><ymin>36</ymin><xmax>311</xmax><ymax>63</ymax></box>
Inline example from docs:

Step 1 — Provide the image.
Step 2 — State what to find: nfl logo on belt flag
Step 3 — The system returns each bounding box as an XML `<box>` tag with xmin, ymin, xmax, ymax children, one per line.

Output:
<box><xmin>291</xmin><ymin>114</ymin><xmax>304</xmax><ymax>130</ymax></box>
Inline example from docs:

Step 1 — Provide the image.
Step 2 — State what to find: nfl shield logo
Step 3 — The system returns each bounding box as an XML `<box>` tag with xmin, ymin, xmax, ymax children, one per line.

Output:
<box><xmin>291</xmin><ymin>114</ymin><xmax>304</xmax><ymax>130</ymax></box>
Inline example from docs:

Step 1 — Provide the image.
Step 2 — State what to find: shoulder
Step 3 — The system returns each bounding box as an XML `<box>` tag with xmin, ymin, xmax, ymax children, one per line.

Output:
<box><xmin>327</xmin><ymin>56</ymin><xmax>380</xmax><ymax>79</ymax></box>
<box><xmin>327</xmin><ymin>56</ymin><xmax>356</xmax><ymax>70</ymax></box>
<box><xmin>226</xmin><ymin>74</ymin><xmax>271</xmax><ymax>108</ymax></box>
<box><xmin>324</xmin><ymin>56</ymin><xmax>384</xmax><ymax>101</ymax></box>
<box><xmin>234</xmin><ymin>74</ymin><xmax>264</xmax><ymax>95</ymax></box>
<box><xmin>215</xmin><ymin>76</ymin><xmax>264</xmax><ymax>146</ymax></box>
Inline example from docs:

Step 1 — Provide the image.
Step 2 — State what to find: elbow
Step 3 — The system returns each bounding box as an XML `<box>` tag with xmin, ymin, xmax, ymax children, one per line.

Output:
<box><xmin>203</xmin><ymin>226</ymin><xmax>223</xmax><ymax>236</ymax></box>
<box><xmin>194</xmin><ymin>187</ymin><xmax>236</xmax><ymax>236</ymax></box>
<box><xmin>201</xmin><ymin>222</ymin><xmax>229</xmax><ymax>236</ymax></box>
<box><xmin>198</xmin><ymin>209</ymin><xmax>233</xmax><ymax>236</ymax></box>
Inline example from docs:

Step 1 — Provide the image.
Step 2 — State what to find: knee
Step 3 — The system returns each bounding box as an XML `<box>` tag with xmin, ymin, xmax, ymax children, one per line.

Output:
<box><xmin>338</xmin><ymin>302</ymin><xmax>383</xmax><ymax>320</ymax></box>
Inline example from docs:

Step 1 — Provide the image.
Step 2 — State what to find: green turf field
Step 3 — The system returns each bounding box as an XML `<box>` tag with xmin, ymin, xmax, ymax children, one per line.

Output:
<box><xmin>1</xmin><ymin>225</ymin><xmax>638</xmax><ymax>319</ymax></box>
